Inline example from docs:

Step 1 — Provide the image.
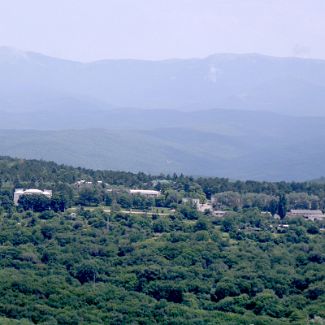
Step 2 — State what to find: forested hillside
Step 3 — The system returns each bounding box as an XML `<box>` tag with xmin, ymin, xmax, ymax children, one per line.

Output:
<box><xmin>1</xmin><ymin>109</ymin><xmax>325</xmax><ymax>181</ymax></box>
<box><xmin>0</xmin><ymin>157</ymin><xmax>324</xmax><ymax>324</ymax></box>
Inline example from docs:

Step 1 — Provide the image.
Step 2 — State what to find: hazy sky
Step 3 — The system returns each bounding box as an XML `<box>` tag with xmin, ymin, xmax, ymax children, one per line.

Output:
<box><xmin>0</xmin><ymin>0</ymin><xmax>324</xmax><ymax>61</ymax></box>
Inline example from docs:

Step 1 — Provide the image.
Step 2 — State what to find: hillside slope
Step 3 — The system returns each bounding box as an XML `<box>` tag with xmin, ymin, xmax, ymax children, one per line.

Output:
<box><xmin>0</xmin><ymin>157</ymin><xmax>323</xmax><ymax>325</ymax></box>
<box><xmin>1</xmin><ymin>114</ymin><xmax>325</xmax><ymax>181</ymax></box>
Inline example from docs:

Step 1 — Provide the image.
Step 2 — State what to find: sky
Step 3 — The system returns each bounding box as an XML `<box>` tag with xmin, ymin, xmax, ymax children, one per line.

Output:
<box><xmin>0</xmin><ymin>0</ymin><xmax>324</xmax><ymax>62</ymax></box>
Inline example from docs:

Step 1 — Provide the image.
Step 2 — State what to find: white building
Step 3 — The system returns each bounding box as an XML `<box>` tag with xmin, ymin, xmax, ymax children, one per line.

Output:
<box><xmin>287</xmin><ymin>209</ymin><xmax>325</xmax><ymax>221</ymax></box>
<box><xmin>214</xmin><ymin>210</ymin><xmax>229</xmax><ymax>217</ymax></box>
<box><xmin>182</xmin><ymin>198</ymin><xmax>228</xmax><ymax>217</ymax></box>
<box><xmin>182</xmin><ymin>198</ymin><xmax>200</xmax><ymax>207</ymax></box>
<box><xmin>129</xmin><ymin>189</ymin><xmax>161</xmax><ymax>198</ymax></box>
<box><xmin>197</xmin><ymin>202</ymin><xmax>214</xmax><ymax>213</ymax></box>
<box><xmin>14</xmin><ymin>189</ymin><xmax>52</xmax><ymax>206</ymax></box>
<box><xmin>74</xmin><ymin>180</ymin><xmax>93</xmax><ymax>191</ymax></box>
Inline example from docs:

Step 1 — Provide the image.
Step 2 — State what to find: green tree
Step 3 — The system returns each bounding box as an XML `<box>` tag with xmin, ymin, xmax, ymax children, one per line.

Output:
<box><xmin>78</xmin><ymin>188</ymin><xmax>100</xmax><ymax>206</ymax></box>
<box><xmin>75</xmin><ymin>263</ymin><xmax>98</xmax><ymax>284</ymax></box>
<box><xmin>18</xmin><ymin>194</ymin><xmax>51</xmax><ymax>212</ymax></box>
<box><xmin>277</xmin><ymin>193</ymin><xmax>287</xmax><ymax>219</ymax></box>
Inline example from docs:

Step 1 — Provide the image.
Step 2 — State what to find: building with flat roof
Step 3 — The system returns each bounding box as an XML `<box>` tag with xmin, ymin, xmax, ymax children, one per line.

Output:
<box><xmin>129</xmin><ymin>189</ymin><xmax>161</xmax><ymax>198</ymax></box>
<box><xmin>182</xmin><ymin>198</ymin><xmax>200</xmax><ymax>207</ymax></box>
<box><xmin>74</xmin><ymin>180</ymin><xmax>94</xmax><ymax>191</ymax></box>
<box><xmin>14</xmin><ymin>189</ymin><xmax>52</xmax><ymax>206</ymax></box>
<box><xmin>287</xmin><ymin>209</ymin><xmax>324</xmax><ymax>221</ymax></box>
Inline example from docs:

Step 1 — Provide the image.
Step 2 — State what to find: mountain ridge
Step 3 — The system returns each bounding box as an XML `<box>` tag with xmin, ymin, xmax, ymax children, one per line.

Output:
<box><xmin>2</xmin><ymin>47</ymin><xmax>325</xmax><ymax>115</ymax></box>
<box><xmin>0</xmin><ymin>123</ymin><xmax>324</xmax><ymax>181</ymax></box>
<box><xmin>2</xmin><ymin>46</ymin><xmax>325</xmax><ymax>63</ymax></box>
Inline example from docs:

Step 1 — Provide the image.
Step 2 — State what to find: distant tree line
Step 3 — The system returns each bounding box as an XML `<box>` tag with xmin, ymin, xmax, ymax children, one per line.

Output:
<box><xmin>1</xmin><ymin>157</ymin><xmax>325</xmax><ymax>216</ymax></box>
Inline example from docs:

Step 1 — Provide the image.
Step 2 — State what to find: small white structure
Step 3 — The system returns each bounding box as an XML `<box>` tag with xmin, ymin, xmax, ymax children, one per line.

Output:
<box><xmin>129</xmin><ymin>190</ymin><xmax>161</xmax><ymax>198</ymax></box>
<box><xmin>287</xmin><ymin>209</ymin><xmax>325</xmax><ymax>221</ymax></box>
<box><xmin>14</xmin><ymin>189</ymin><xmax>52</xmax><ymax>206</ymax></box>
<box><xmin>277</xmin><ymin>224</ymin><xmax>290</xmax><ymax>232</ymax></box>
<box><xmin>214</xmin><ymin>210</ymin><xmax>228</xmax><ymax>217</ymax></box>
<box><xmin>182</xmin><ymin>198</ymin><xmax>200</xmax><ymax>208</ymax></box>
<box><xmin>74</xmin><ymin>180</ymin><xmax>93</xmax><ymax>190</ymax></box>
<box><xmin>197</xmin><ymin>203</ymin><xmax>214</xmax><ymax>213</ymax></box>
<box><xmin>182</xmin><ymin>198</ymin><xmax>228</xmax><ymax>217</ymax></box>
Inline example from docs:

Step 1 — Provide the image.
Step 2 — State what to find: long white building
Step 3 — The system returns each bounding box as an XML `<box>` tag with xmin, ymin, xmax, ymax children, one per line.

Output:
<box><xmin>287</xmin><ymin>209</ymin><xmax>324</xmax><ymax>221</ymax></box>
<box><xmin>14</xmin><ymin>189</ymin><xmax>52</xmax><ymax>206</ymax></box>
<box><xmin>129</xmin><ymin>189</ymin><xmax>161</xmax><ymax>198</ymax></box>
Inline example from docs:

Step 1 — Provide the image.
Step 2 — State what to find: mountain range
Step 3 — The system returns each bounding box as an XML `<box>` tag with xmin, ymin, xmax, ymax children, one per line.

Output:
<box><xmin>1</xmin><ymin>47</ymin><xmax>325</xmax><ymax>181</ymax></box>
<box><xmin>2</xmin><ymin>46</ymin><xmax>325</xmax><ymax>116</ymax></box>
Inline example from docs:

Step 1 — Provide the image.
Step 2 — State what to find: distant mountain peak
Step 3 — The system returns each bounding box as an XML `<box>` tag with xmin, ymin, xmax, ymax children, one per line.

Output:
<box><xmin>0</xmin><ymin>46</ymin><xmax>30</xmax><ymax>60</ymax></box>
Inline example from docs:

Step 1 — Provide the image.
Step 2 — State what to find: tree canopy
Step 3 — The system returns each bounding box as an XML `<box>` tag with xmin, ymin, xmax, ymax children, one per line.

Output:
<box><xmin>0</xmin><ymin>157</ymin><xmax>324</xmax><ymax>324</ymax></box>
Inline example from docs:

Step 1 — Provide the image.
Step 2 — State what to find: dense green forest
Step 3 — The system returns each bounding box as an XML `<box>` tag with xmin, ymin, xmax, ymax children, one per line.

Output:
<box><xmin>0</xmin><ymin>156</ymin><xmax>324</xmax><ymax>324</ymax></box>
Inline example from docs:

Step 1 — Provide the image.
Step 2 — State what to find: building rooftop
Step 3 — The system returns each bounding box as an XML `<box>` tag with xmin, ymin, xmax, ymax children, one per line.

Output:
<box><xmin>289</xmin><ymin>210</ymin><xmax>323</xmax><ymax>215</ymax></box>
<box><xmin>130</xmin><ymin>189</ymin><xmax>160</xmax><ymax>195</ymax></box>
<box><xmin>24</xmin><ymin>189</ymin><xmax>46</xmax><ymax>194</ymax></box>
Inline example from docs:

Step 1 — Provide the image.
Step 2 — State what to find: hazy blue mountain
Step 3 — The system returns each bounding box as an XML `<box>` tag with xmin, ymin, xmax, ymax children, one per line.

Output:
<box><xmin>1</xmin><ymin>47</ymin><xmax>325</xmax><ymax>181</ymax></box>
<box><xmin>1</xmin><ymin>47</ymin><xmax>325</xmax><ymax>116</ymax></box>
<box><xmin>1</xmin><ymin>108</ymin><xmax>325</xmax><ymax>181</ymax></box>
